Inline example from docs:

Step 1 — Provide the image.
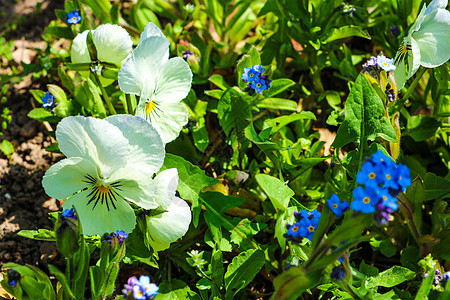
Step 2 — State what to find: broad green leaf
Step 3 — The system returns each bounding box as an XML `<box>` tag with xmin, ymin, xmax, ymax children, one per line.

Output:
<box><xmin>273</xmin><ymin>268</ymin><xmax>322</xmax><ymax>300</ymax></box>
<box><xmin>262</xmin><ymin>78</ymin><xmax>295</xmax><ymax>98</ymax></box>
<box><xmin>45</xmin><ymin>26</ymin><xmax>74</xmax><ymax>40</ymax></box>
<box><xmin>406</xmin><ymin>177</ymin><xmax>425</xmax><ymax>231</ymax></box>
<box><xmin>211</xmin><ymin>244</ymin><xmax>224</xmax><ymax>297</ymax></box>
<box><xmin>156</xmin><ymin>279</ymin><xmax>200</xmax><ymax>300</ymax></box>
<box><xmin>423</xmin><ymin>172</ymin><xmax>450</xmax><ymax>201</ymax></box>
<box><xmin>209</xmin><ymin>74</ymin><xmax>231</xmax><ymax>90</ymax></box>
<box><xmin>217</xmin><ymin>88</ymin><xmax>252</xmax><ymax>136</ymax></box>
<box><xmin>432</xmin><ymin>230</ymin><xmax>450</xmax><ymax>261</ymax></box>
<box><xmin>1</xmin><ymin>140</ymin><xmax>14</xmax><ymax>156</ymax></box>
<box><xmin>48</xmin><ymin>265</ymin><xmax>75</xmax><ymax>299</ymax></box>
<box><xmin>236</xmin><ymin>46</ymin><xmax>261</xmax><ymax>89</ymax></box>
<box><xmin>255</xmin><ymin>174</ymin><xmax>294</xmax><ymax>211</ymax></box>
<box><xmin>57</xmin><ymin>66</ymin><xmax>75</xmax><ymax>93</ymax></box>
<box><xmin>406</xmin><ymin>115</ymin><xmax>440</xmax><ymax>141</ymax></box>
<box><xmin>257</xmin><ymin>98</ymin><xmax>298</xmax><ymax>111</ymax></box>
<box><xmin>325</xmin><ymin>25</ymin><xmax>371</xmax><ymax>43</ymax></box>
<box><xmin>27</xmin><ymin>108</ymin><xmax>61</xmax><ymax>123</ymax></box>
<box><xmin>364</xmin><ymin>266</ymin><xmax>415</xmax><ymax>289</ymax></box>
<box><xmin>224</xmin><ymin>249</ymin><xmax>265</xmax><ymax>300</ymax></box>
<box><xmin>80</xmin><ymin>0</ymin><xmax>111</xmax><ymax>23</ymax></box>
<box><xmin>160</xmin><ymin>154</ymin><xmax>217</xmax><ymax>227</ymax></box>
<box><xmin>201</xmin><ymin>191</ymin><xmax>245</xmax><ymax>228</ymax></box>
<box><xmin>275</xmin><ymin>207</ymin><xmax>297</xmax><ymax>251</ymax></box>
<box><xmin>263</xmin><ymin>111</ymin><xmax>316</xmax><ymax>134</ymax></box>
<box><xmin>400</xmin><ymin>246</ymin><xmax>420</xmax><ymax>271</ymax></box>
<box><xmin>332</xmin><ymin>74</ymin><xmax>397</xmax><ymax>149</ymax></box>
<box><xmin>30</xmin><ymin>89</ymin><xmax>46</xmax><ymax>103</ymax></box>
<box><xmin>414</xmin><ymin>266</ymin><xmax>436</xmax><ymax>299</ymax></box>
<box><xmin>18</xmin><ymin>229</ymin><xmax>56</xmax><ymax>241</ymax></box>
<box><xmin>380</xmin><ymin>239</ymin><xmax>396</xmax><ymax>257</ymax></box>
<box><xmin>47</xmin><ymin>84</ymin><xmax>67</xmax><ymax>103</ymax></box>
<box><xmin>192</xmin><ymin>117</ymin><xmax>209</xmax><ymax>152</ymax></box>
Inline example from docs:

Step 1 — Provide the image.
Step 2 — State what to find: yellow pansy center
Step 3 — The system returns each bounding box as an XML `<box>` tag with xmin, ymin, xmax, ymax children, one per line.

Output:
<box><xmin>145</xmin><ymin>101</ymin><xmax>157</xmax><ymax>115</ymax></box>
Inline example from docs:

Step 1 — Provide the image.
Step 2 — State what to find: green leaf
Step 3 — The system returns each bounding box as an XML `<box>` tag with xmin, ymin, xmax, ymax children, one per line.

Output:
<box><xmin>364</xmin><ymin>266</ymin><xmax>415</xmax><ymax>289</ymax></box>
<box><xmin>201</xmin><ymin>191</ymin><xmax>245</xmax><ymax>228</ymax></box>
<box><xmin>160</xmin><ymin>154</ymin><xmax>217</xmax><ymax>227</ymax></box>
<box><xmin>217</xmin><ymin>88</ymin><xmax>252</xmax><ymax>136</ymax></box>
<box><xmin>414</xmin><ymin>266</ymin><xmax>436</xmax><ymax>299</ymax></box>
<box><xmin>380</xmin><ymin>239</ymin><xmax>396</xmax><ymax>257</ymax></box>
<box><xmin>192</xmin><ymin>117</ymin><xmax>209</xmax><ymax>152</ymax></box>
<box><xmin>332</xmin><ymin>74</ymin><xmax>397</xmax><ymax>149</ymax></box>
<box><xmin>31</xmin><ymin>89</ymin><xmax>46</xmax><ymax>103</ymax></box>
<box><xmin>156</xmin><ymin>279</ymin><xmax>200</xmax><ymax>300</ymax></box>
<box><xmin>57</xmin><ymin>66</ymin><xmax>75</xmax><ymax>93</ymax></box>
<box><xmin>27</xmin><ymin>108</ymin><xmax>61</xmax><ymax>122</ymax></box>
<box><xmin>400</xmin><ymin>246</ymin><xmax>420</xmax><ymax>271</ymax></box>
<box><xmin>100</xmin><ymin>262</ymin><xmax>119</xmax><ymax>298</ymax></box>
<box><xmin>255</xmin><ymin>174</ymin><xmax>294</xmax><ymax>211</ymax></box>
<box><xmin>17</xmin><ymin>229</ymin><xmax>56</xmax><ymax>241</ymax></box>
<box><xmin>209</xmin><ymin>74</ymin><xmax>231</xmax><ymax>90</ymax></box>
<box><xmin>263</xmin><ymin>111</ymin><xmax>316</xmax><ymax>135</ymax></box>
<box><xmin>80</xmin><ymin>0</ymin><xmax>111</xmax><ymax>23</ymax></box>
<box><xmin>324</xmin><ymin>25</ymin><xmax>371</xmax><ymax>43</ymax></box>
<box><xmin>48</xmin><ymin>265</ymin><xmax>75</xmax><ymax>299</ymax></box>
<box><xmin>423</xmin><ymin>172</ymin><xmax>450</xmax><ymax>201</ymax></box>
<box><xmin>406</xmin><ymin>177</ymin><xmax>425</xmax><ymax>230</ymax></box>
<box><xmin>236</xmin><ymin>46</ymin><xmax>261</xmax><ymax>89</ymax></box>
<box><xmin>273</xmin><ymin>268</ymin><xmax>321</xmax><ymax>300</ymax></box>
<box><xmin>406</xmin><ymin>115</ymin><xmax>440</xmax><ymax>141</ymax></box>
<box><xmin>262</xmin><ymin>78</ymin><xmax>295</xmax><ymax>98</ymax></box>
<box><xmin>256</xmin><ymin>98</ymin><xmax>298</xmax><ymax>111</ymax></box>
<box><xmin>224</xmin><ymin>249</ymin><xmax>265</xmax><ymax>300</ymax></box>
<box><xmin>1</xmin><ymin>140</ymin><xmax>14</xmax><ymax>156</ymax></box>
<box><xmin>47</xmin><ymin>84</ymin><xmax>67</xmax><ymax>103</ymax></box>
<box><xmin>45</xmin><ymin>26</ymin><xmax>74</xmax><ymax>40</ymax></box>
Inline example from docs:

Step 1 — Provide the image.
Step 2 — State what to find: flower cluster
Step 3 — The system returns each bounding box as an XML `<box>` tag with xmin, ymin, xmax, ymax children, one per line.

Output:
<box><xmin>41</xmin><ymin>92</ymin><xmax>54</xmax><ymax>108</ymax></box>
<box><xmin>362</xmin><ymin>54</ymin><xmax>396</xmax><ymax>74</ymax></box>
<box><xmin>66</xmin><ymin>10</ymin><xmax>81</xmax><ymax>25</ymax></box>
<box><xmin>241</xmin><ymin>65</ymin><xmax>271</xmax><ymax>95</ymax></box>
<box><xmin>122</xmin><ymin>276</ymin><xmax>158</xmax><ymax>300</ymax></box>
<box><xmin>102</xmin><ymin>230</ymin><xmax>128</xmax><ymax>244</ymax></box>
<box><xmin>326</xmin><ymin>194</ymin><xmax>349</xmax><ymax>218</ymax></box>
<box><xmin>352</xmin><ymin>151</ymin><xmax>411</xmax><ymax>224</ymax></box>
<box><xmin>285</xmin><ymin>209</ymin><xmax>321</xmax><ymax>242</ymax></box>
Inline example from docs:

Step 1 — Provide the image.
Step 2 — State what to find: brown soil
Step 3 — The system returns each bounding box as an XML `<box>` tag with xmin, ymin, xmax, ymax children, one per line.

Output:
<box><xmin>0</xmin><ymin>0</ymin><xmax>65</xmax><ymax>271</ymax></box>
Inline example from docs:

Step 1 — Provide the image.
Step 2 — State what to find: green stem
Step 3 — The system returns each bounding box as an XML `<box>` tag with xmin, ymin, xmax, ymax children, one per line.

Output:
<box><xmin>126</xmin><ymin>94</ymin><xmax>134</xmax><ymax>115</ymax></box>
<box><xmin>91</xmin><ymin>69</ymin><xmax>116</xmax><ymax>115</ymax></box>
<box><xmin>391</xmin><ymin>67</ymin><xmax>427</xmax><ymax>113</ymax></box>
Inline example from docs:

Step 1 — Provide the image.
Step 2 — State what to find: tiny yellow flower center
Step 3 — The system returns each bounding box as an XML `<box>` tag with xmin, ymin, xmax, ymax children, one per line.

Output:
<box><xmin>386</xmin><ymin>174</ymin><xmax>391</xmax><ymax>180</ymax></box>
<box><xmin>250</xmin><ymin>73</ymin><xmax>254</xmax><ymax>77</ymax></box>
<box><xmin>399</xmin><ymin>176</ymin><xmax>402</xmax><ymax>180</ymax></box>
<box><xmin>332</xmin><ymin>204</ymin><xmax>338</xmax><ymax>209</ymax></box>
<box><xmin>363</xmin><ymin>197</ymin><xmax>371</xmax><ymax>204</ymax></box>
<box><xmin>145</xmin><ymin>101</ymin><xmax>157</xmax><ymax>115</ymax></box>
<box><xmin>369</xmin><ymin>173</ymin><xmax>376</xmax><ymax>179</ymax></box>
<box><xmin>257</xmin><ymin>83</ymin><xmax>261</xmax><ymax>87</ymax></box>
<box><xmin>291</xmin><ymin>226</ymin><xmax>298</xmax><ymax>232</ymax></box>
<box><xmin>72</xmin><ymin>17</ymin><xmax>77</xmax><ymax>21</ymax></box>
<box><xmin>382</xmin><ymin>195</ymin><xmax>388</xmax><ymax>201</ymax></box>
<box><xmin>308</xmin><ymin>226</ymin><xmax>315</xmax><ymax>232</ymax></box>
<box><xmin>383</xmin><ymin>62</ymin><xmax>388</xmax><ymax>66</ymax></box>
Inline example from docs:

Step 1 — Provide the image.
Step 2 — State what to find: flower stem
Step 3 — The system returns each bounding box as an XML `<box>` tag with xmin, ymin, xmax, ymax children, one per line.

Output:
<box><xmin>126</xmin><ymin>94</ymin><xmax>134</xmax><ymax>115</ymax></box>
<box><xmin>91</xmin><ymin>70</ymin><xmax>117</xmax><ymax>115</ymax></box>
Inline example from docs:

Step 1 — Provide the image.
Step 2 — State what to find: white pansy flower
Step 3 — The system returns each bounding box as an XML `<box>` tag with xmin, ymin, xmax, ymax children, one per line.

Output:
<box><xmin>118</xmin><ymin>22</ymin><xmax>193</xmax><ymax>144</ymax></box>
<box><xmin>394</xmin><ymin>0</ymin><xmax>450</xmax><ymax>89</ymax></box>
<box><xmin>146</xmin><ymin>169</ymin><xmax>192</xmax><ymax>251</ymax></box>
<box><xmin>42</xmin><ymin>115</ymin><xmax>165</xmax><ymax>235</ymax></box>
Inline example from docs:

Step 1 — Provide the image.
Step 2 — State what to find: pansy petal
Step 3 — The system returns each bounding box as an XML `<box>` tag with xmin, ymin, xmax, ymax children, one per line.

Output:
<box><xmin>153</xmin><ymin>57</ymin><xmax>193</xmax><ymax>104</ymax></box>
<box><xmin>140</xmin><ymin>22</ymin><xmax>165</xmax><ymax>41</ymax></box>
<box><xmin>56</xmin><ymin>116</ymin><xmax>129</xmax><ymax>178</ymax></box>
<box><xmin>135</xmin><ymin>100</ymin><xmax>189</xmax><ymax>144</ymax></box>
<box><xmin>107</xmin><ymin>167</ymin><xmax>159</xmax><ymax>210</ymax></box>
<box><xmin>63</xmin><ymin>187</ymin><xmax>136</xmax><ymax>235</ymax></box>
<box><xmin>71</xmin><ymin>30</ymin><xmax>91</xmax><ymax>64</ymax></box>
<box><xmin>42</xmin><ymin>157</ymin><xmax>97</xmax><ymax>199</ymax></box>
<box><xmin>414</xmin><ymin>9</ymin><xmax>450</xmax><ymax>68</ymax></box>
<box><xmin>154</xmin><ymin>168</ymin><xmax>179</xmax><ymax>209</ymax></box>
<box><xmin>146</xmin><ymin>197</ymin><xmax>191</xmax><ymax>251</ymax></box>
<box><xmin>407</xmin><ymin>37</ymin><xmax>421</xmax><ymax>80</ymax></box>
<box><xmin>118</xmin><ymin>37</ymin><xmax>170</xmax><ymax>99</ymax></box>
<box><xmin>93</xmin><ymin>24</ymin><xmax>133</xmax><ymax>66</ymax></box>
<box><xmin>105</xmin><ymin>115</ymin><xmax>165</xmax><ymax>175</ymax></box>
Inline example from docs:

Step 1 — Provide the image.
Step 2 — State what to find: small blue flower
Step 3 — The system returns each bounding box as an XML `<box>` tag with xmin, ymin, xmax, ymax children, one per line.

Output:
<box><xmin>116</xmin><ymin>230</ymin><xmax>128</xmax><ymax>243</ymax></box>
<box><xmin>356</xmin><ymin>161</ymin><xmax>379</xmax><ymax>187</ymax></box>
<box><xmin>132</xmin><ymin>276</ymin><xmax>158</xmax><ymax>299</ymax></box>
<box><xmin>370</xmin><ymin>150</ymin><xmax>392</xmax><ymax>165</ymax></box>
<box><xmin>331</xmin><ymin>265</ymin><xmax>346</xmax><ymax>281</ymax></box>
<box><xmin>66</xmin><ymin>10</ymin><xmax>82</xmax><ymax>25</ymax></box>
<box><xmin>285</xmin><ymin>222</ymin><xmax>302</xmax><ymax>239</ymax></box>
<box><xmin>7</xmin><ymin>269</ymin><xmax>20</xmax><ymax>287</ymax></box>
<box><xmin>395</xmin><ymin>164</ymin><xmax>411</xmax><ymax>192</ymax></box>
<box><xmin>250</xmin><ymin>78</ymin><xmax>268</xmax><ymax>94</ymax></box>
<box><xmin>241</xmin><ymin>67</ymin><xmax>258</xmax><ymax>83</ymax></box>
<box><xmin>61</xmin><ymin>208</ymin><xmax>76</xmax><ymax>220</ymax></box>
<box><xmin>375</xmin><ymin>163</ymin><xmax>399</xmax><ymax>190</ymax></box>
<box><xmin>362</xmin><ymin>56</ymin><xmax>377</xmax><ymax>71</ymax></box>
<box><xmin>326</xmin><ymin>194</ymin><xmax>349</xmax><ymax>218</ymax></box>
<box><xmin>299</xmin><ymin>209</ymin><xmax>321</xmax><ymax>220</ymax></box>
<box><xmin>252</xmin><ymin>64</ymin><xmax>265</xmax><ymax>73</ymax></box>
<box><xmin>42</xmin><ymin>92</ymin><xmax>54</xmax><ymax>108</ymax></box>
<box><xmin>351</xmin><ymin>186</ymin><xmax>379</xmax><ymax>213</ymax></box>
<box><xmin>298</xmin><ymin>216</ymin><xmax>320</xmax><ymax>241</ymax></box>
<box><xmin>376</xmin><ymin>55</ymin><xmax>396</xmax><ymax>72</ymax></box>
<box><xmin>377</xmin><ymin>188</ymin><xmax>398</xmax><ymax>210</ymax></box>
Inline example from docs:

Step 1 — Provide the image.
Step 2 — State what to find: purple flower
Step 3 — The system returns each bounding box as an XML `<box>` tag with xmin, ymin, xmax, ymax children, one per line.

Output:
<box><xmin>182</xmin><ymin>50</ymin><xmax>193</xmax><ymax>60</ymax></box>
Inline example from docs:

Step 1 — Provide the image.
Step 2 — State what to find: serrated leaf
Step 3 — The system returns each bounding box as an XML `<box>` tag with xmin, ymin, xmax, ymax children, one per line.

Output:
<box><xmin>332</xmin><ymin>74</ymin><xmax>397</xmax><ymax>149</ymax></box>
<box><xmin>255</xmin><ymin>174</ymin><xmax>294</xmax><ymax>211</ymax></box>
<box><xmin>224</xmin><ymin>249</ymin><xmax>265</xmax><ymax>300</ymax></box>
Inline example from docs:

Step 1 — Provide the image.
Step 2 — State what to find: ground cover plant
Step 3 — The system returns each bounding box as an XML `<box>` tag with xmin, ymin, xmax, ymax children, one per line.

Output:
<box><xmin>0</xmin><ymin>0</ymin><xmax>450</xmax><ymax>299</ymax></box>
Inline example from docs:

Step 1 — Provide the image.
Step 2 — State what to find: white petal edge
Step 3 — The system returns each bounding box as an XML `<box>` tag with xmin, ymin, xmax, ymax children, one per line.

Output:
<box><xmin>140</xmin><ymin>22</ymin><xmax>165</xmax><ymax>42</ymax></box>
<box><xmin>63</xmin><ymin>188</ymin><xmax>136</xmax><ymax>235</ymax></box>
<box><xmin>154</xmin><ymin>168</ymin><xmax>179</xmax><ymax>210</ymax></box>
<box><xmin>56</xmin><ymin>116</ymin><xmax>130</xmax><ymax>178</ymax></box>
<box><xmin>105</xmin><ymin>115</ymin><xmax>165</xmax><ymax>175</ymax></box>
<box><xmin>93</xmin><ymin>24</ymin><xmax>133</xmax><ymax>66</ymax></box>
<box><xmin>118</xmin><ymin>36</ymin><xmax>170</xmax><ymax>99</ymax></box>
<box><xmin>146</xmin><ymin>196</ymin><xmax>191</xmax><ymax>251</ymax></box>
<box><xmin>71</xmin><ymin>30</ymin><xmax>91</xmax><ymax>64</ymax></box>
<box><xmin>42</xmin><ymin>157</ymin><xmax>97</xmax><ymax>199</ymax></box>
